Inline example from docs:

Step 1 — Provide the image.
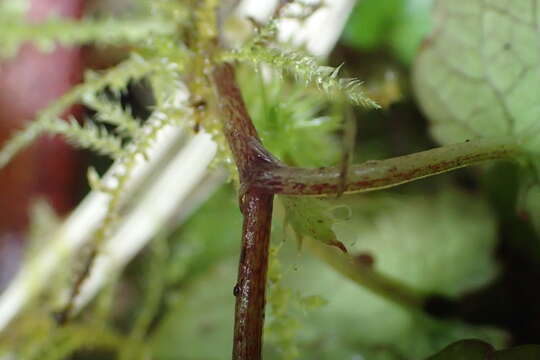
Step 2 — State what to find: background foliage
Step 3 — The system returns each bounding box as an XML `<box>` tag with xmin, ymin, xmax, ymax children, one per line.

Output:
<box><xmin>0</xmin><ymin>0</ymin><xmax>539</xmax><ymax>359</ymax></box>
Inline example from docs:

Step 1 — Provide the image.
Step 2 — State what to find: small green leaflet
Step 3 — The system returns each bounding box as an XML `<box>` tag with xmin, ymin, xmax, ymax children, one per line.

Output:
<box><xmin>280</xmin><ymin>196</ymin><xmax>348</xmax><ymax>252</ymax></box>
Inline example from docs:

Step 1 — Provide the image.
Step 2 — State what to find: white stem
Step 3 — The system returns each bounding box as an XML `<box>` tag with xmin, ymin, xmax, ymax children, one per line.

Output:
<box><xmin>277</xmin><ymin>0</ymin><xmax>356</xmax><ymax>58</ymax></box>
<box><xmin>0</xmin><ymin>123</ymin><xmax>185</xmax><ymax>330</ymax></box>
<box><xmin>236</xmin><ymin>0</ymin><xmax>356</xmax><ymax>58</ymax></box>
<box><xmin>72</xmin><ymin>133</ymin><xmax>216</xmax><ymax>311</ymax></box>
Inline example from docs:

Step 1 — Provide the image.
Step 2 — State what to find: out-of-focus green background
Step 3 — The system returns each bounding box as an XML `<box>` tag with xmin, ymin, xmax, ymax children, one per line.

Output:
<box><xmin>2</xmin><ymin>0</ymin><xmax>540</xmax><ymax>359</ymax></box>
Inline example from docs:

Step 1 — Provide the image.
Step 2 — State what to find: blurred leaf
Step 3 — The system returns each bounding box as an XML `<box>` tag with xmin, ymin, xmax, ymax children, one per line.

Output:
<box><xmin>413</xmin><ymin>0</ymin><xmax>540</xmax><ymax>155</ymax></box>
<box><xmin>413</xmin><ymin>0</ymin><xmax>540</xmax><ymax>239</ymax></box>
<box><xmin>494</xmin><ymin>345</ymin><xmax>540</xmax><ymax>359</ymax></box>
<box><xmin>343</xmin><ymin>0</ymin><xmax>404</xmax><ymax>49</ymax></box>
<box><xmin>150</xmin><ymin>187</ymin><xmax>505</xmax><ymax>360</ymax></box>
<box><xmin>106</xmin><ymin>187</ymin><xmax>241</xmax><ymax>360</ymax></box>
<box><xmin>342</xmin><ymin>0</ymin><xmax>434</xmax><ymax>64</ymax></box>
<box><xmin>427</xmin><ymin>341</ymin><xmax>540</xmax><ymax>360</ymax></box>
<box><xmin>150</xmin><ymin>260</ymin><xmax>236</xmax><ymax>360</ymax></box>
<box><xmin>426</xmin><ymin>339</ymin><xmax>494</xmax><ymax>360</ymax></box>
<box><xmin>333</xmin><ymin>189</ymin><xmax>498</xmax><ymax>297</ymax></box>
<box><xmin>523</xmin><ymin>184</ymin><xmax>540</xmax><ymax>234</ymax></box>
<box><xmin>282</xmin><ymin>245</ymin><xmax>506</xmax><ymax>360</ymax></box>
<box><xmin>165</xmin><ymin>185</ymin><xmax>241</xmax><ymax>285</ymax></box>
<box><xmin>272</xmin><ymin>188</ymin><xmax>505</xmax><ymax>359</ymax></box>
<box><xmin>299</xmin><ymin>295</ymin><xmax>328</xmax><ymax>310</ymax></box>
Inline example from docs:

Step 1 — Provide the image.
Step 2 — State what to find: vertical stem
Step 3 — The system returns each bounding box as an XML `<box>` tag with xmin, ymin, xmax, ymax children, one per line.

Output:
<box><xmin>213</xmin><ymin>62</ymin><xmax>277</xmax><ymax>360</ymax></box>
<box><xmin>212</xmin><ymin>63</ymin><xmax>273</xmax><ymax>174</ymax></box>
<box><xmin>233</xmin><ymin>189</ymin><xmax>274</xmax><ymax>360</ymax></box>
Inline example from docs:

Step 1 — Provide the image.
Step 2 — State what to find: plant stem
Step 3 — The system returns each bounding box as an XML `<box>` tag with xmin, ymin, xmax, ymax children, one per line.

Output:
<box><xmin>213</xmin><ymin>59</ymin><xmax>522</xmax><ymax>360</ymax></box>
<box><xmin>213</xmin><ymin>62</ymin><xmax>278</xmax><ymax>360</ymax></box>
<box><xmin>304</xmin><ymin>237</ymin><xmax>426</xmax><ymax>309</ymax></box>
<box><xmin>256</xmin><ymin>138</ymin><xmax>521</xmax><ymax>195</ymax></box>
<box><xmin>212</xmin><ymin>63</ymin><xmax>279</xmax><ymax>178</ymax></box>
<box><xmin>233</xmin><ymin>189</ymin><xmax>274</xmax><ymax>359</ymax></box>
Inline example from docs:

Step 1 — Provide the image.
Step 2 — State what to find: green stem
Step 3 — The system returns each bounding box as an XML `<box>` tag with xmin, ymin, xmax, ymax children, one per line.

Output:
<box><xmin>24</xmin><ymin>324</ymin><xmax>126</xmax><ymax>360</ymax></box>
<box><xmin>304</xmin><ymin>237</ymin><xmax>427</xmax><ymax>310</ymax></box>
<box><xmin>256</xmin><ymin>138</ymin><xmax>521</xmax><ymax>195</ymax></box>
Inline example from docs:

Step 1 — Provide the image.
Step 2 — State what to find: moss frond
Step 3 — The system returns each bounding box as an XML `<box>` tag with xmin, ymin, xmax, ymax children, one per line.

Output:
<box><xmin>49</xmin><ymin>117</ymin><xmax>123</xmax><ymax>157</ymax></box>
<box><xmin>147</xmin><ymin>66</ymin><xmax>188</xmax><ymax>118</ymax></box>
<box><xmin>226</xmin><ymin>44</ymin><xmax>379</xmax><ymax>109</ymax></box>
<box><xmin>82</xmin><ymin>93</ymin><xmax>141</xmax><ymax>138</ymax></box>
<box><xmin>0</xmin><ymin>54</ymin><xmax>157</xmax><ymax>170</ymax></box>
<box><xmin>193</xmin><ymin>0</ymin><xmax>220</xmax><ymax>45</ymax></box>
<box><xmin>265</xmin><ymin>244</ymin><xmax>302</xmax><ymax>360</ymax></box>
<box><xmin>146</xmin><ymin>0</ymin><xmax>189</xmax><ymax>25</ymax></box>
<box><xmin>1</xmin><ymin>15</ymin><xmax>176</xmax><ymax>59</ymax></box>
<box><xmin>239</xmin><ymin>67</ymin><xmax>342</xmax><ymax>167</ymax></box>
<box><xmin>89</xmin><ymin>106</ymin><xmax>186</xmax><ymax>238</ymax></box>
<box><xmin>0</xmin><ymin>120</ymin><xmax>44</xmax><ymax>171</ymax></box>
<box><xmin>62</xmin><ymin>98</ymin><xmax>190</xmax><ymax>320</ymax></box>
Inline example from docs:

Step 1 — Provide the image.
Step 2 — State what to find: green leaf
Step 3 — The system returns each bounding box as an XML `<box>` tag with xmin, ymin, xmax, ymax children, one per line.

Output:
<box><xmin>413</xmin><ymin>0</ymin><xmax>540</xmax><ymax>237</ymax></box>
<box><xmin>343</xmin><ymin>0</ymin><xmax>404</xmax><ymax>50</ymax></box>
<box><xmin>333</xmin><ymin>189</ymin><xmax>498</xmax><ymax>296</ymax></box>
<box><xmin>280</xmin><ymin>196</ymin><xmax>348</xmax><ymax>252</ymax></box>
<box><xmin>283</xmin><ymin>239</ymin><xmax>506</xmax><ymax>360</ymax></box>
<box><xmin>275</xmin><ymin>189</ymin><xmax>504</xmax><ymax>359</ymax></box>
<box><xmin>413</xmin><ymin>0</ymin><xmax>540</xmax><ymax>155</ymax></box>
<box><xmin>342</xmin><ymin>0</ymin><xmax>434</xmax><ymax>65</ymax></box>
<box><xmin>426</xmin><ymin>339</ymin><xmax>494</xmax><ymax>360</ymax></box>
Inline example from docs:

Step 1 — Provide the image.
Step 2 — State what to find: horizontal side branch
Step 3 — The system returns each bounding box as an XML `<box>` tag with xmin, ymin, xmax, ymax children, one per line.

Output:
<box><xmin>255</xmin><ymin>138</ymin><xmax>521</xmax><ymax>196</ymax></box>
